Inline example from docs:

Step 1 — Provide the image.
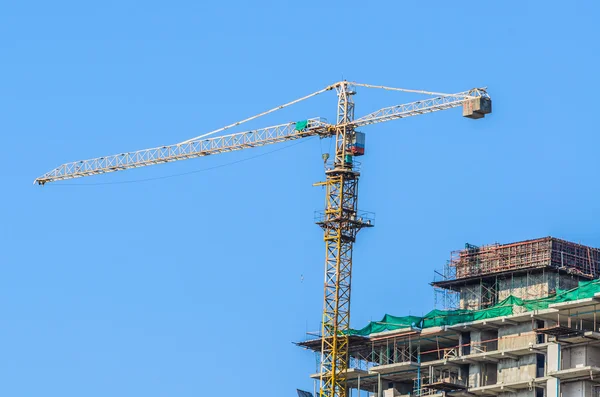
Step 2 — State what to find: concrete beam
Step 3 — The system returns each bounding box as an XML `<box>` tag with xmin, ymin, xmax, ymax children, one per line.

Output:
<box><xmin>482</xmin><ymin>356</ymin><xmax>499</xmax><ymax>363</ymax></box>
<box><xmin>482</xmin><ymin>322</ymin><xmax>501</xmax><ymax>329</ymax></box>
<box><xmin>459</xmin><ymin>326</ymin><xmax>476</xmax><ymax>332</ymax></box>
<box><xmin>450</xmin><ymin>392</ymin><xmax>478</xmax><ymax>397</ymax></box>
<box><xmin>469</xmin><ymin>390</ymin><xmax>498</xmax><ymax>396</ymax></box>
<box><xmin>529</xmin><ymin>347</ymin><xmax>546</xmax><ymax>353</ymax></box>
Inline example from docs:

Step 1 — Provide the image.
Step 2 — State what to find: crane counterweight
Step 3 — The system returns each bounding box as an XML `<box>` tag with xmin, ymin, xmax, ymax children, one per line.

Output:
<box><xmin>463</xmin><ymin>97</ymin><xmax>492</xmax><ymax>119</ymax></box>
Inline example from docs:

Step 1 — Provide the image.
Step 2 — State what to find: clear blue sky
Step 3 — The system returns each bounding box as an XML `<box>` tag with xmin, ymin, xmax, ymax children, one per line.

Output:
<box><xmin>2</xmin><ymin>1</ymin><xmax>599</xmax><ymax>396</ymax></box>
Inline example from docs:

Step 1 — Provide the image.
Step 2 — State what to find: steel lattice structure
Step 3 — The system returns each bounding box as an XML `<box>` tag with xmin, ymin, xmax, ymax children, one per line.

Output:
<box><xmin>35</xmin><ymin>81</ymin><xmax>491</xmax><ymax>397</ymax></box>
<box><xmin>314</xmin><ymin>83</ymin><xmax>374</xmax><ymax>397</ymax></box>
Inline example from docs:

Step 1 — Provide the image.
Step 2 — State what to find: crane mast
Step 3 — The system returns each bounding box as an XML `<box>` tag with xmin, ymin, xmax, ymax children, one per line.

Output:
<box><xmin>315</xmin><ymin>82</ymin><xmax>373</xmax><ymax>397</ymax></box>
<box><xmin>34</xmin><ymin>81</ymin><xmax>491</xmax><ymax>397</ymax></box>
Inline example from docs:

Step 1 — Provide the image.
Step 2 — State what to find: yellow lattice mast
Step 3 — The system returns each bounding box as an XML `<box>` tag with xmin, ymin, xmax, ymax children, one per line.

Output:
<box><xmin>34</xmin><ymin>81</ymin><xmax>491</xmax><ymax>397</ymax></box>
<box><xmin>315</xmin><ymin>82</ymin><xmax>373</xmax><ymax>397</ymax></box>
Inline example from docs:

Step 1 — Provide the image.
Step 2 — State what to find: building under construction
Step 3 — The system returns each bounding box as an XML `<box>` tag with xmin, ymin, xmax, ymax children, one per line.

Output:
<box><xmin>299</xmin><ymin>237</ymin><xmax>600</xmax><ymax>397</ymax></box>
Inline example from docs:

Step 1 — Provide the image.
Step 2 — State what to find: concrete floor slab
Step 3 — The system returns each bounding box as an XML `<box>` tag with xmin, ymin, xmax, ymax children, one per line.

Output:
<box><xmin>548</xmin><ymin>366</ymin><xmax>600</xmax><ymax>382</ymax></box>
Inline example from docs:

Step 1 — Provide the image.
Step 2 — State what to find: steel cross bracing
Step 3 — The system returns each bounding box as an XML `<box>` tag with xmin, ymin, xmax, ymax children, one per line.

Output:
<box><xmin>35</xmin><ymin>81</ymin><xmax>491</xmax><ymax>397</ymax></box>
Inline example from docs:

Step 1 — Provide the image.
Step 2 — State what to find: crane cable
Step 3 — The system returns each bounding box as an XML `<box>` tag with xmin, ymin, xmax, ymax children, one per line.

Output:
<box><xmin>349</xmin><ymin>82</ymin><xmax>478</xmax><ymax>99</ymax></box>
<box><xmin>179</xmin><ymin>83</ymin><xmax>338</xmax><ymax>144</ymax></box>
<box><xmin>179</xmin><ymin>81</ymin><xmax>474</xmax><ymax>145</ymax></box>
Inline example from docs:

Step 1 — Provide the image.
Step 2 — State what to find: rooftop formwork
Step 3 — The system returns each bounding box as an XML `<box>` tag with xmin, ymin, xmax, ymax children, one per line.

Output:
<box><xmin>435</xmin><ymin>237</ymin><xmax>600</xmax><ymax>288</ymax></box>
<box><xmin>432</xmin><ymin>237</ymin><xmax>600</xmax><ymax>310</ymax></box>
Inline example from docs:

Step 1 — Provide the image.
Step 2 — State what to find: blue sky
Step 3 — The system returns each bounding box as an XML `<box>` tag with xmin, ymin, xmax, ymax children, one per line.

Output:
<box><xmin>2</xmin><ymin>1</ymin><xmax>600</xmax><ymax>396</ymax></box>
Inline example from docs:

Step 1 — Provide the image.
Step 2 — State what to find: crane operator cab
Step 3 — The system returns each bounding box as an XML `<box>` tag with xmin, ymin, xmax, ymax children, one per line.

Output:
<box><xmin>342</xmin><ymin>131</ymin><xmax>365</xmax><ymax>166</ymax></box>
<box><xmin>349</xmin><ymin>131</ymin><xmax>365</xmax><ymax>156</ymax></box>
<box><xmin>343</xmin><ymin>131</ymin><xmax>365</xmax><ymax>166</ymax></box>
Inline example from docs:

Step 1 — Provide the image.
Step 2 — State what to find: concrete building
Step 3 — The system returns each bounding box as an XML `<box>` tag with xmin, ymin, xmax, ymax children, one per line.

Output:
<box><xmin>299</xmin><ymin>237</ymin><xmax>600</xmax><ymax>397</ymax></box>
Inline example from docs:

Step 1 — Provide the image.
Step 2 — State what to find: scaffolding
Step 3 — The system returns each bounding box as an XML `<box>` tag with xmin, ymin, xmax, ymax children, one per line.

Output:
<box><xmin>436</xmin><ymin>268</ymin><xmax>583</xmax><ymax>310</ymax></box>
<box><xmin>433</xmin><ymin>261</ymin><xmax>460</xmax><ymax>310</ymax></box>
<box><xmin>448</xmin><ymin>237</ymin><xmax>600</xmax><ymax>280</ymax></box>
<box><xmin>432</xmin><ymin>237</ymin><xmax>600</xmax><ymax>310</ymax></box>
<box><xmin>419</xmin><ymin>367</ymin><xmax>467</xmax><ymax>391</ymax></box>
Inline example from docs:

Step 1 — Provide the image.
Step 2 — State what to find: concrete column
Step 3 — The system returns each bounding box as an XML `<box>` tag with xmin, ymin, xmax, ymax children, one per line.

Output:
<box><xmin>547</xmin><ymin>343</ymin><xmax>560</xmax><ymax>397</ymax></box>
<box><xmin>547</xmin><ymin>377</ymin><xmax>560</xmax><ymax>397</ymax></box>
<box><xmin>547</xmin><ymin>343</ymin><xmax>560</xmax><ymax>372</ymax></box>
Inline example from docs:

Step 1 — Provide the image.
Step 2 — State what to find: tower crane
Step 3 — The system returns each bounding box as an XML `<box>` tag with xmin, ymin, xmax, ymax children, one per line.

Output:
<box><xmin>35</xmin><ymin>81</ymin><xmax>491</xmax><ymax>397</ymax></box>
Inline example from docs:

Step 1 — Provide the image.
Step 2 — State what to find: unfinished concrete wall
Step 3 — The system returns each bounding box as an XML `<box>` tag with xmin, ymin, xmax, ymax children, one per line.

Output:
<box><xmin>482</xmin><ymin>363</ymin><xmax>497</xmax><ymax>385</ymax></box>
<box><xmin>460</xmin><ymin>285</ymin><xmax>481</xmax><ymax>310</ymax></box>
<box><xmin>566</xmin><ymin>346</ymin><xmax>586</xmax><ymax>369</ymax></box>
<box><xmin>467</xmin><ymin>330</ymin><xmax>492</xmax><ymax>387</ymax></box>
<box><xmin>498</xmin><ymin>323</ymin><xmax>536</xmax><ymax>350</ymax></box>
<box><xmin>468</xmin><ymin>362</ymin><xmax>499</xmax><ymax>388</ymax></box>
<box><xmin>588</xmin><ymin>346</ymin><xmax>600</xmax><ymax>367</ymax></box>
<box><xmin>498</xmin><ymin>355</ymin><xmax>537</xmax><ymax>383</ymax></box>
<box><xmin>562</xmin><ymin>382</ymin><xmax>584</xmax><ymax>397</ymax></box>
<box><xmin>471</xmin><ymin>330</ymin><xmax>482</xmax><ymax>344</ymax></box>
<box><xmin>554</xmin><ymin>274</ymin><xmax>581</xmax><ymax>292</ymax></box>
<box><xmin>563</xmin><ymin>346</ymin><xmax>585</xmax><ymax>369</ymax></box>
<box><xmin>496</xmin><ymin>324</ymin><xmax>539</xmax><ymax>383</ymax></box>
<box><xmin>497</xmin><ymin>273</ymin><xmax>582</xmax><ymax>302</ymax></box>
<box><xmin>468</xmin><ymin>363</ymin><xmax>481</xmax><ymax>388</ymax></box>
<box><xmin>562</xmin><ymin>346</ymin><xmax>600</xmax><ymax>369</ymax></box>
<box><xmin>498</xmin><ymin>275</ymin><xmax>549</xmax><ymax>301</ymax></box>
<box><xmin>561</xmin><ymin>381</ymin><xmax>596</xmax><ymax>397</ymax></box>
<box><xmin>480</xmin><ymin>329</ymin><xmax>499</xmax><ymax>352</ymax></box>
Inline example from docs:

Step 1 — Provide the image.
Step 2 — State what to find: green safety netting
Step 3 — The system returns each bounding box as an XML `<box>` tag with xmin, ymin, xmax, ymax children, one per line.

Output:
<box><xmin>349</xmin><ymin>315</ymin><xmax>423</xmax><ymax>336</ymax></box>
<box><xmin>422</xmin><ymin>309</ymin><xmax>473</xmax><ymax>328</ymax></box>
<box><xmin>349</xmin><ymin>279</ymin><xmax>600</xmax><ymax>336</ymax></box>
